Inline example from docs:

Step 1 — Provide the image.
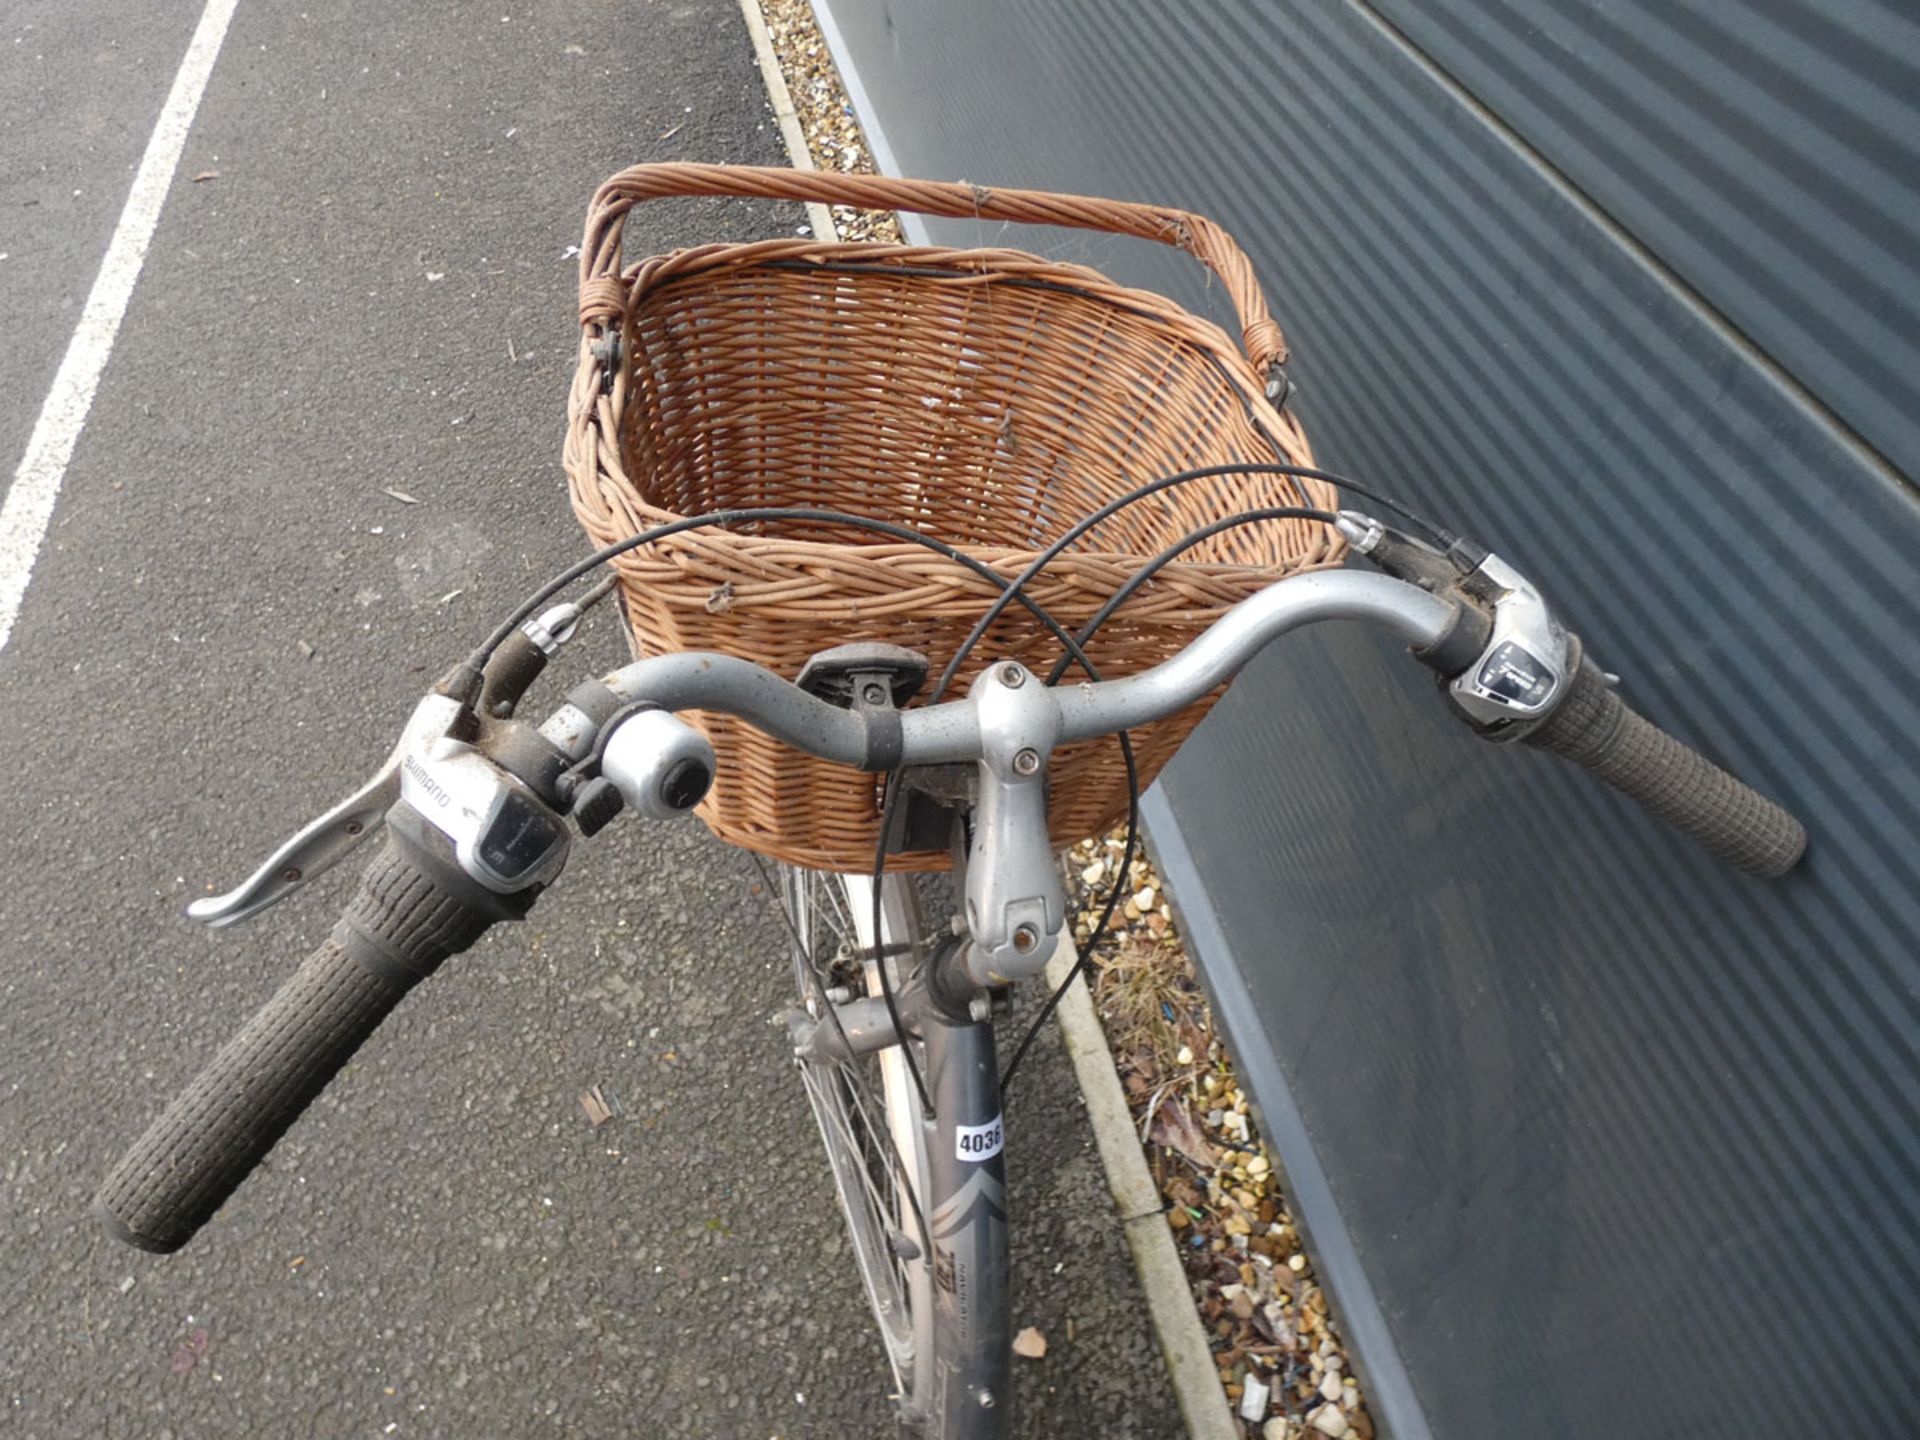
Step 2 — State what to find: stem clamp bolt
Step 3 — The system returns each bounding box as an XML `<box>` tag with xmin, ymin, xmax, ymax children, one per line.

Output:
<box><xmin>997</xmin><ymin>662</ymin><xmax>1025</xmax><ymax>688</ymax></box>
<box><xmin>1012</xmin><ymin>747</ymin><xmax>1040</xmax><ymax>776</ymax></box>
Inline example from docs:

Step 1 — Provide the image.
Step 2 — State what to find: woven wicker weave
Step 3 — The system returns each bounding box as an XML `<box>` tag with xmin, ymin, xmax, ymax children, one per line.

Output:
<box><xmin>565</xmin><ymin>163</ymin><xmax>1343</xmax><ymax>871</ymax></box>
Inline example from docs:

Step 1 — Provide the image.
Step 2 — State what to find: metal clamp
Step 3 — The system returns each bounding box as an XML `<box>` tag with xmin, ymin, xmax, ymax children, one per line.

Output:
<box><xmin>589</xmin><ymin>331</ymin><xmax>623</xmax><ymax>394</ymax></box>
<box><xmin>1263</xmin><ymin>362</ymin><xmax>1295</xmax><ymax>412</ymax></box>
<box><xmin>961</xmin><ymin>661</ymin><xmax>1066</xmax><ymax>986</ymax></box>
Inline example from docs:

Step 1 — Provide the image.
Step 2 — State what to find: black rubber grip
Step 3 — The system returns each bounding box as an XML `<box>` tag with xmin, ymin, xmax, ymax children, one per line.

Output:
<box><xmin>1523</xmin><ymin>661</ymin><xmax>1807</xmax><ymax>878</ymax></box>
<box><xmin>95</xmin><ymin>840</ymin><xmax>498</xmax><ymax>1253</ymax></box>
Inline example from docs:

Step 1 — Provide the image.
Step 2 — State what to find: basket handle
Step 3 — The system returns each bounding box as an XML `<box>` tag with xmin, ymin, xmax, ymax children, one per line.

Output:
<box><xmin>577</xmin><ymin>162</ymin><xmax>1289</xmax><ymax>373</ymax></box>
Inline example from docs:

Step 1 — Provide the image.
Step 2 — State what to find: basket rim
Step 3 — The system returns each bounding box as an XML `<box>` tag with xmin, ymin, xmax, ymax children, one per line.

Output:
<box><xmin>562</xmin><ymin>237</ymin><xmax>1347</xmax><ymax>605</ymax></box>
<box><xmin>610</xmin><ymin>238</ymin><xmax>1278</xmax><ymax>393</ymax></box>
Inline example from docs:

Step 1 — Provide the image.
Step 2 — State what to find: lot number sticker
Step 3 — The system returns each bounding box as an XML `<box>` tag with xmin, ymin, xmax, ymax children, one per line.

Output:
<box><xmin>955</xmin><ymin>1115</ymin><xmax>1004</xmax><ymax>1163</ymax></box>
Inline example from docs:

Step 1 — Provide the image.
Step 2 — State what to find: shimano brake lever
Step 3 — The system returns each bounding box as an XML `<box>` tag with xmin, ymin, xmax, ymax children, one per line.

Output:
<box><xmin>189</xmin><ymin>598</ymin><xmax>601</xmax><ymax>927</ymax></box>
<box><xmin>186</xmin><ymin>693</ymin><xmax>466</xmax><ymax>928</ymax></box>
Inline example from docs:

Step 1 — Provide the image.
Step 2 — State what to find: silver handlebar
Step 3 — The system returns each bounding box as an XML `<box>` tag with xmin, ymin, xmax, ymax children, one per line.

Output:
<box><xmin>538</xmin><ymin>571</ymin><xmax>1454</xmax><ymax>769</ymax></box>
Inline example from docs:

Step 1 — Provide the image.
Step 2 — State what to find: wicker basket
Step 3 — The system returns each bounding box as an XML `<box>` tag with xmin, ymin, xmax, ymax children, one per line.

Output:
<box><xmin>564</xmin><ymin>163</ymin><xmax>1343</xmax><ymax>871</ymax></box>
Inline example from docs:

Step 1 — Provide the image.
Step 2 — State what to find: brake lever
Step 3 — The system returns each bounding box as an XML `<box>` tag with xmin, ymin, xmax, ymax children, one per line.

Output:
<box><xmin>185</xmin><ymin>693</ymin><xmax>466</xmax><ymax>929</ymax></box>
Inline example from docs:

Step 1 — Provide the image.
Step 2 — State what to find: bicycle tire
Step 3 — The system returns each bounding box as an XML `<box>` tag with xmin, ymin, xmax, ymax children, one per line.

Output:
<box><xmin>778</xmin><ymin>867</ymin><xmax>1011</xmax><ymax>1438</ymax></box>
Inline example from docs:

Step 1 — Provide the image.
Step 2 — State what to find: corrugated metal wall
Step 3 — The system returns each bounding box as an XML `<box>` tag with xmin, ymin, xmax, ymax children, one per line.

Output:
<box><xmin>812</xmin><ymin>2</ymin><xmax>1920</xmax><ymax>1436</ymax></box>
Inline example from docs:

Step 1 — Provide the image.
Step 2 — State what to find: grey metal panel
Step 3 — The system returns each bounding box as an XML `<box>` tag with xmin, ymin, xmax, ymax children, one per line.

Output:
<box><xmin>1367</xmin><ymin>0</ymin><xmax>1920</xmax><ymax>492</ymax></box>
<box><xmin>815</xmin><ymin>1</ymin><xmax>1920</xmax><ymax>1437</ymax></box>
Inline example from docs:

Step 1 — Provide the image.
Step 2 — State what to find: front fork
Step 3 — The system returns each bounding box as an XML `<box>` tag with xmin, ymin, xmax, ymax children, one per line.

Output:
<box><xmin>795</xmin><ymin>933</ymin><xmax>1013</xmax><ymax>1436</ymax></box>
<box><xmin>920</xmin><ymin>1010</ymin><xmax>1013</xmax><ymax>1438</ymax></box>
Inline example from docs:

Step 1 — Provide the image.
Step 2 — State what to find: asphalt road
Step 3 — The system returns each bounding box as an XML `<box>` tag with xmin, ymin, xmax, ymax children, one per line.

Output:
<box><xmin>0</xmin><ymin>3</ymin><xmax>1181</xmax><ymax>1436</ymax></box>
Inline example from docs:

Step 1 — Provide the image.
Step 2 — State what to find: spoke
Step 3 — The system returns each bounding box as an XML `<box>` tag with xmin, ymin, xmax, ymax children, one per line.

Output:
<box><xmin>764</xmin><ymin>859</ymin><xmax>932</xmax><ymax>1397</ymax></box>
<box><xmin>819</xmin><ymin>870</ymin><xmax>856</xmax><ymax>945</ymax></box>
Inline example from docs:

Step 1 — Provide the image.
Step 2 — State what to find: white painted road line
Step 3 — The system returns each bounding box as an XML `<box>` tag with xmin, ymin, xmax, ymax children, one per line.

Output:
<box><xmin>0</xmin><ymin>0</ymin><xmax>240</xmax><ymax>655</ymax></box>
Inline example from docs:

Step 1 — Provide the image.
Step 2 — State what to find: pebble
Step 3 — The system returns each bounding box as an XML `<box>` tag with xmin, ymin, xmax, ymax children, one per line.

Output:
<box><xmin>1310</xmin><ymin>1404</ymin><xmax>1351</xmax><ymax>1437</ymax></box>
<box><xmin>1262</xmin><ymin>1308</ymin><xmax>1295</xmax><ymax>1348</ymax></box>
<box><xmin>1320</xmin><ymin>1370</ymin><xmax>1344</xmax><ymax>1402</ymax></box>
<box><xmin>1264</xmin><ymin>1421</ymin><xmax>1289</xmax><ymax>1440</ymax></box>
<box><xmin>1011</xmin><ymin>1326</ymin><xmax>1047</xmax><ymax>1359</ymax></box>
<box><xmin>1288</xmin><ymin>1253</ymin><xmax>1308</xmax><ymax>1273</ymax></box>
<box><xmin>1238</xmin><ymin>1373</ymin><xmax>1271</xmax><ymax>1422</ymax></box>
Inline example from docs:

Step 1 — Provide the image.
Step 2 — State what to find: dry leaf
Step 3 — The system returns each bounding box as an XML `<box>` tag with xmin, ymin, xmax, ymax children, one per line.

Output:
<box><xmin>1011</xmin><ymin>1326</ymin><xmax>1047</xmax><ymax>1359</ymax></box>
<box><xmin>1148</xmin><ymin>1098</ymin><xmax>1217</xmax><ymax>1169</ymax></box>
<box><xmin>383</xmin><ymin>487</ymin><xmax>419</xmax><ymax>505</ymax></box>
<box><xmin>704</xmin><ymin>580</ymin><xmax>736</xmax><ymax>614</ymax></box>
<box><xmin>579</xmin><ymin>1086</ymin><xmax>614</xmax><ymax>1128</ymax></box>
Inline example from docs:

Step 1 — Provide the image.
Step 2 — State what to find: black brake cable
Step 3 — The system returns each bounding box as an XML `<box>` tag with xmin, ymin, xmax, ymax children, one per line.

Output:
<box><xmin>480</xmin><ymin>469</ymin><xmax>1438</xmax><ymax>679</ymax></box>
<box><xmin>472</xmin><ymin>506</ymin><xmax>1082</xmax><ymax>673</ymax></box>
<box><xmin>887</xmin><ymin>476</ymin><xmax>1334</xmax><ymax>1094</ymax></box>
<box><xmin>1043</xmin><ymin>508</ymin><xmax>1336</xmax><ymax>688</ymax></box>
<box><xmin>484</xmin><ymin>484</ymin><xmax>1416</xmax><ymax>1106</ymax></box>
<box><xmin>998</xmin><ymin>506</ymin><xmax>1337</xmax><ymax>1091</ymax></box>
<box><xmin>471</xmin><ymin>502</ymin><xmax>1108</xmax><ymax>1121</ymax></box>
<box><xmin>912</xmin><ymin>481</ymin><xmax>1343</xmax><ymax>1097</ymax></box>
<box><xmin>924</xmin><ymin>461</ymin><xmax>1446</xmax><ymax>710</ymax></box>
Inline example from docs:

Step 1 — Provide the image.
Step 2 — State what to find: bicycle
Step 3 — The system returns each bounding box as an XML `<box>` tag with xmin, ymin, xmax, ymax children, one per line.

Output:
<box><xmin>95</xmin><ymin>489</ymin><xmax>1804</xmax><ymax>1438</ymax></box>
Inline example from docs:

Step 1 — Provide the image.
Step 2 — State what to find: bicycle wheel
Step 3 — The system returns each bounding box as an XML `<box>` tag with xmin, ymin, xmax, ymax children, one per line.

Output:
<box><xmin>778</xmin><ymin>866</ymin><xmax>1010</xmax><ymax>1438</ymax></box>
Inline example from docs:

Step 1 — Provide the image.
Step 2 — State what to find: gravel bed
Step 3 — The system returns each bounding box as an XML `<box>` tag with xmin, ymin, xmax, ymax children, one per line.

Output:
<box><xmin>758</xmin><ymin>0</ymin><xmax>900</xmax><ymax>242</ymax></box>
<box><xmin>1066</xmin><ymin>835</ymin><xmax>1374</xmax><ymax>1440</ymax></box>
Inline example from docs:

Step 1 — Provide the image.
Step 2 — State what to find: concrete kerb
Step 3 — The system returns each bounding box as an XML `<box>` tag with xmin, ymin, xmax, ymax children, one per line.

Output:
<box><xmin>1045</xmin><ymin>934</ymin><xmax>1242</xmax><ymax>1440</ymax></box>
<box><xmin>735</xmin><ymin>0</ymin><xmax>838</xmax><ymax>241</ymax></box>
